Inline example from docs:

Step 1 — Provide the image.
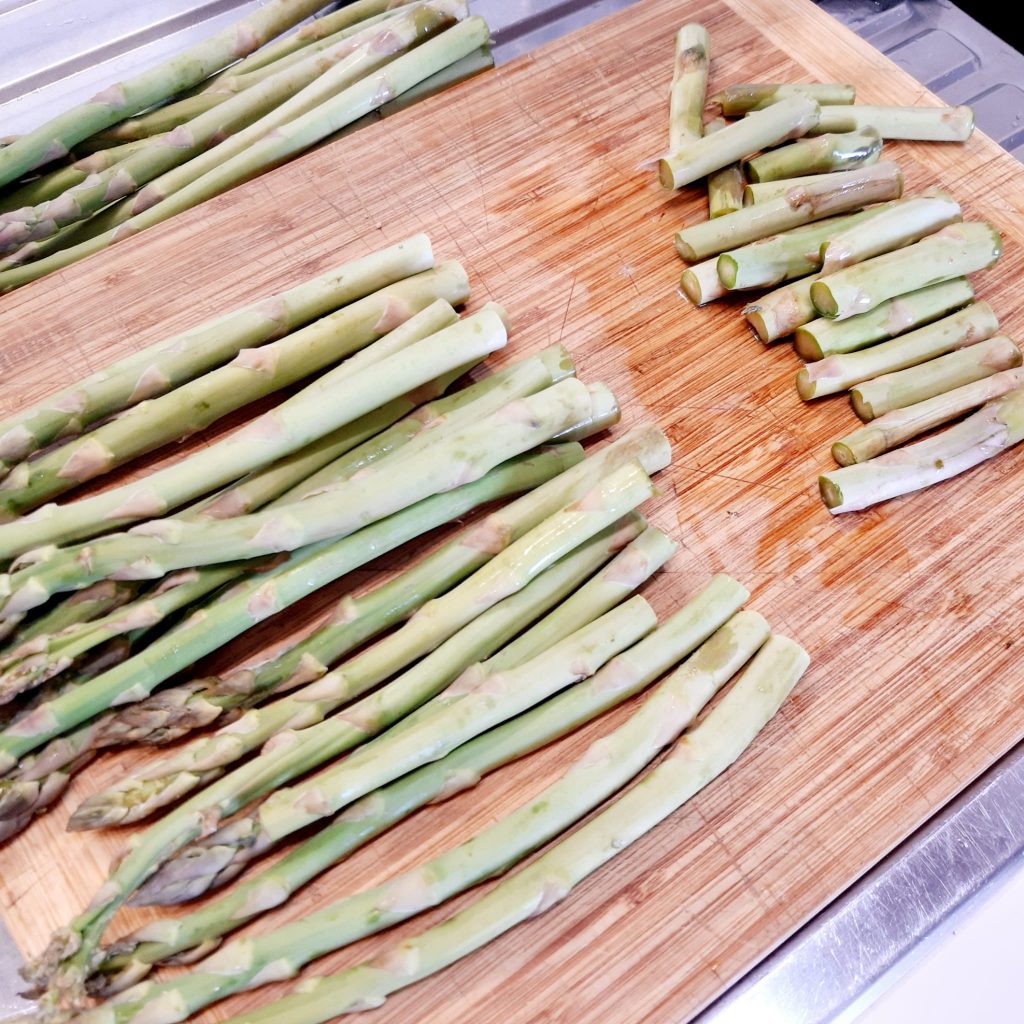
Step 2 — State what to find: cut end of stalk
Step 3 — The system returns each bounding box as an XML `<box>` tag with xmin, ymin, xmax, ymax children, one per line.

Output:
<box><xmin>679</xmin><ymin>270</ymin><xmax>704</xmax><ymax>305</ymax></box>
<box><xmin>793</xmin><ymin>328</ymin><xmax>823</xmax><ymax>361</ymax></box>
<box><xmin>658</xmin><ymin>159</ymin><xmax>676</xmax><ymax>190</ymax></box>
<box><xmin>673</xmin><ymin>234</ymin><xmax>697</xmax><ymax>263</ymax></box>
<box><xmin>743</xmin><ymin>307</ymin><xmax>772</xmax><ymax>345</ymax></box>
<box><xmin>809</xmin><ymin>281</ymin><xmax>838</xmax><ymax>319</ymax></box>
<box><xmin>794</xmin><ymin>368</ymin><xmax>817</xmax><ymax>401</ymax></box>
<box><xmin>716</xmin><ymin>255</ymin><xmax>738</xmax><ymax>289</ymax></box>
<box><xmin>830</xmin><ymin>441</ymin><xmax>857</xmax><ymax>467</ymax></box>
<box><xmin>818</xmin><ymin>475</ymin><xmax>844</xmax><ymax>510</ymax></box>
<box><xmin>850</xmin><ymin>388</ymin><xmax>875</xmax><ymax>421</ymax></box>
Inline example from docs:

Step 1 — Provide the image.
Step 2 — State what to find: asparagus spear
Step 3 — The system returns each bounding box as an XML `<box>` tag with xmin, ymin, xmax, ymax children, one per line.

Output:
<box><xmin>850</xmin><ymin>336</ymin><xmax>1022</xmax><ymax>420</ymax></box>
<box><xmin>714</xmin><ymin>82</ymin><xmax>854</xmax><ymax>115</ymax></box>
<box><xmin>794</xmin><ymin>278</ymin><xmax>974</xmax><ymax>360</ymax></box>
<box><xmin>744</xmin><ymin>273</ymin><xmax>820</xmax><ymax>343</ymax></box>
<box><xmin>667</xmin><ymin>24</ymin><xmax>709</xmax><ymax>151</ymax></box>
<box><xmin>0</xmin><ymin>19</ymin><xmax>492</xmax><ymax>293</ymax></box>
<box><xmin>0</xmin><ymin>235</ymin><xmax>434</xmax><ymax>477</ymax></box>
<box><xmin>679</xmin><ymin>260</ymin><xmax>728</xmax><ymax>305</ymax></box>
<box><xmin>0</xmin><ymin>0</ymin><xmax>335</xmax><ymax>188</ymax></box>
<box><xmin>0</xmin><ymin>4</ymin><xmax>466</xmax><ymax>252</ymax></box>
<box><xmin>673</xmin><ymin>161</ymin><xmax>903</xmax><ymax>261</ymax></box>
<box><xmin>21</xmin><ymin>461</ymin><xmax>658</xmax><ymax>1008</ymax></box>
<box><xmin>833</xmin><ymin>367</ymin><xmax>1024</xmax><ymax>465</ymax></box>
<box><xmin>812</xmin><ymin>103</ymin><xmax>975</xmax><ymax>141</ymax></box>
<box><xmin>90</xmin><ymin>608</ymin><xmax>766</xmax><ymax>1024</ymax></box>
<box><xmin>376</xmin><ymin>44</ymin><xmax>493</xmax><ymax>114</ymax></box>
<box><xmin>213</xmin><ymin>636</ymin><xmax>809</xmax><ymax>1024</ymax></box>
<box><xmin>819</xmin><ymin>190</ymin><xmax>962</xmax><ymax>273</ymax></box>
<box><xmin>93</xmin><ymin>574</ymin><xmax>746</xmax><ymax>992</ymax></box>
<box><xmin>822</xmin><ymin>386</ymin><xmax>1024</xmax><ymax>512</ymax></box>
<box><xmin>796</xmin><ymin>302</ymin><xmax>1000</xmax><ymax>400</ymax></box>
<box><xmin>704</xmin><ymin>118</ymin><xmax>745</xmax><ymax>218</ymax></box>
<box><xmin>716</xmin><ymin>206</ymin><xmax>888</xmax><ymax>290</ymax></box>
<box><xmin>659</xmin><ymin>95</ymin><xmax>821</xmax><ymax>190</ymax></box>
<box><xmin>0</xmin><ymin>266</ymin><xmax>469</xmax><ymax>519</ymax></box>
<box><xmin>745</xmin><ymin>127</ymin><xmax>880</xmax><ymax>183</ymax></box>
<box><xmin>11</xmin><ymin>581</ymin><xmax>137</xmax><ymax>648</ymax></box>
<box><xmin>811</xmin><ymin>222</ymin><xmax>1001</xmax><ymax>320</ymax></box>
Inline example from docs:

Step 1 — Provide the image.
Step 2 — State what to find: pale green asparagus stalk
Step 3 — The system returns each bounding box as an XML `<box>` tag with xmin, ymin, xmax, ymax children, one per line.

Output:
<box><xmin>659</xmin><ymin>95</ymin><xmax>821</xmax><ymax>190</ymax></box>
<box><xmin>811</xmin><ymin>104</ymin><xmax>974</xmax><ymax>141</ymax></box>
<box><xmin>0</xmin><ymin>19</ymin><xmax>492</xmax><ymax>292</ymax></box>
<box><xmin>12</xmin><ymin>582</ymin><xmax>137</xmax><ymax>647</ymax></box>
<box><xmin>92</xmin><ymin>574</ymin><xmax>746</xmax><ymax>992</ymax></box>
<box><xmin>810</xmin><ymin>222</ymin><xmax>1001</xmax><ymax>320</ymax></box>
<box><xmin>88</xmin><ymin>607</ymin><xmax>768</xmax><ymax>1024</ymax></box>
<box><xmin>679</xmin><ymin>259</ymin><xmax>728</xmax><ymax>305</ymax></box>
<box><xmin>850</xmin><ymin>336</ymin><xmax>1023</xmax><ymax>420</ymax></box>
<box><xmin>213</xmin><ymin>635</ymin><xmax>809</xmax><ymax>1024</ymax></box>
<box><xmin>743</xmin><ymin>273</ymin><xmax>821</xmax><ymax>343</ymax></box>
<box><xmin>376</xmin><ymin>43</ymin><xmax>493</xmax><ymax>113</ymax></box>
<box><xmin>714</xmin><ymin>82</ymin><xmax>854</xmax><ymax>115</ymax></box>
<box><xmin>716</xmin><ymin>206</ymin><xmax>888</xmax><ymax>290</ymax></box>
<box><xmin>674</xmin><ymin>160</ymin><xmax>902</xmax><ymax>261</ymax></box>
<box><xmin>667</xmin><ymin>24</ymin><xmax>709</xmax><ymax>151</ymax></box>
<box><xmin>0</xmin><ymin>265</ymin><xmax>468</xmax><ymax>520</ymax></box>
<box><xmin>0</xmin><ymin>0</ymin><xmax>335</xmax><ymax>188</ymax></box>
<box><xmin>0</xmin><ymin>235</ymin><xmax>434</xmax><ymax>478</ymax></box>
<box><xmin>21</xmin><ymin>457</ymin><xmax>660</xmax><ymax>1008</ymax></box>
<box><xmin>745</xmin><ymin>127</ymin><xmax>880</xmax><ymax>184</ymax></box>
<box><xmin>704</xmin><ymin>118</ymin><xmax>745</xmax><ymax>219</ymax></box>
<box><xmin>821</xmin><ymin>386</ymin><xmax>1024</xmax><ymax>512</ymax></box>
<box><xmin>834</xmin><ymin>368</ymin><xmax>1024</xmax><ymax>465</ymax></box>
<box><xmin>818</xmin><ymin>190</ymin><xmax>962</xmax><ymax>273</ymax></box>
<box><xmin>794</xmin><ymin>278</ymin><xmax>974</xmax><ymax>360</ymax></box>
<box><xmin>796</xmin><ymin>302</ymin><xmax>1000</xmax><ymax>400</ymax></box>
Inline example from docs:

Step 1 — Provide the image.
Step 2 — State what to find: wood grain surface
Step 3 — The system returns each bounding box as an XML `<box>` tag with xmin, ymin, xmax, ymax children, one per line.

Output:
<box><xmin>3</xmin><ymin>0</ymin><xmax>1024</xmax><ymax>1020</ymax></box>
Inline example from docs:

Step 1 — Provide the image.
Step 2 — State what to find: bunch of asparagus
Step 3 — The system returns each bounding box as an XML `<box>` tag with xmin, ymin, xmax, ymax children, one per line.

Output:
<box><xmin>0</xmin><ymin>0</ymin><xmax>496</xmax><ymax>292</ymax></box>
<box><xmin>662</xmin><ymin>23</ymin><xmax>1022</xmax><ymax>512</ymax></box>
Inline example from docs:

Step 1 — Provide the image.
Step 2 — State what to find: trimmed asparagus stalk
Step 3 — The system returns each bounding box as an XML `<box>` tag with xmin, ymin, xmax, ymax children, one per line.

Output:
<box><xmin>0</xmin><ymin>235</ymin><xmax>434</xmax><ymax>478</ymax></box>
<box><xmin>794</xmin><ymin>278</ymin><xmax>975</xmax><ymax>360</ymax></box>
<box><xmin>716</xmin><ymin>206</ymin><xmax>888</xmax><ymax>291</ymax></box>
<box><xmin>0</xmin><ymin>4</ymin><xmax>465</xmax><ymax>253</ymax></box>
<box><xmin>811</xmin><ymin>222</ymin><xmax>1001</xmax><ymax>320</ymax></box>
<box><xmin>674</xmin><ymin>160</ymin><xmax>903</xmax><ymax>261</ymax></box>
<box><xmin>714</xmin><ymin>82</ymin><xmax>855</xmax><ymax>115</ymax></box>
<box><xmin>668</xmin><ymin>24</ymin><xmax>709</xmax><ymax>151</ymax></box>
<box><xmin>213</xmin><ymin>635</ymin><xmax>809</xmax><ymax>1024</ymax></box>
<box><xmin>377</xmin><ymin>44</ymin><xmax>493</xmax><ymax>113</ymax></box>
<box><xmin>21</xmin><ymin>461</ymin><xmax>659</xmax><ymax>1008</ymax></box>
<box><xmin>745</xmin><ymin>127</ymin><xmax>881</xmax><ymax>185</ymax></box>
<box><xmin>812</xmin><ymin>103</ymin><xmax>975</xmax><ymax>141</ymax></box>
<box><xmin>819</xmin><ymin>190</ymin><xmax>962</xmax><ymax>273</ymax></box>
<box><xmin>679</xmin><ymin>259</ymin><xmax>728</xmax><ymax>305</ymax></box>
<box><xmin>92</xmin><ymin>574</ymin><xmax>746</xmax><ymax>992</ymax></box>
<box><xmin>744</xmin><ymin>274</ymin><xmax>820</xmax><ymax>343</ymax></box>
<box><xmin>796</xmin><ymin>302</ymin><xmax>1000</xmax><ymax>400</ymax></box>
<box><xmin>0</xmin><ymin>0</ymin><xmax>335</xmax><ymax>188</ymax></box>
<box><xmin>833</xmin><ymin>367</ymin><xmax>1024</xmax><ymax>465</ymax></box>
<box><xmin>822</xmin><ymin>386</ymin><xmax>1024</xmax><ymax>512</ymax></box>
<box><xmin>704</xmin><ymin>118</ymin><xmax>745</xmax><ymax>218</ymax></box>
<box><xmin>850</xmin><ymin>336</ymin><xmax>1022</xmax><ymax>421</ymax></box>
<box><xmin>0</xmin><ymin>19</ymin><xmax>492</xmax><ymax>293</ymax></box>
<box><xmin>659</xmin><ymin>95</ymin><xmax>821</xmax><ymax>190</ymax></box>
<box><xmin>92</xmin><ymin>607</ymin><xmax>767</xmax><ymax>1024</ymax></box>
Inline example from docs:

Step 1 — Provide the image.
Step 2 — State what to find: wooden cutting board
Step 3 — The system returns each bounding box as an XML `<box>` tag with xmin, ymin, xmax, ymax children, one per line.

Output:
<box><xmin>3</xmin><ymin>0</ymin><xmax>1024</xmax><ymax>1020</ymax></box>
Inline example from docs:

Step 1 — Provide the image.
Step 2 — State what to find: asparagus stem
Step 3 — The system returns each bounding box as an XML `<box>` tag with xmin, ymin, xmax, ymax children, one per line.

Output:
<box><xmin>674</xmin><ymin>160</ymin><xmax>903</xmax><ymax>261</ymax></box>
<box><xmin>667</xmin><ymin>24</ymin><xmax>709</xmax><ymax>151</ymax></box>
<box><xmin>714</xmin><ymin>82</ymin><xmax>855</xmax><ymax>115</ymax></box>
<box><xmin>743</xmin><ymin>273</ymin><xmax>820</xmax><ymax>343</ymax></box>
<box><xmin>819</xmin><ymin>189</ymin><xmax>962</xmax><ymax>273</ymax></box>
<box><xmin>0</xmin><ymin>0</ymin><xmax>334</xmax><ymax>188</ymax></box>
<box><xmin>0</xmin><ymin>235</ymin><xmax>434</xmax><ymax>478</ymax></box>
<box><xmin>796</xmin><ymin>302</ymin><xmax>1000</xmax><ymax>400</ymax></box>
<box><xmin>833</xmin><ymin>367</ymin><xmax>1024</xmax><ymax>465</ymax></box>
<box><xmin>0</xmin><ymin>19</ymin><xmax>492</xmax><ymax>292</ymax></box>
<box><xmin>822</xmin><ymin>386</ymin><xmax>1024</xmax><ymax>512</ymax></box>
<box><xmin>214</xmin><ymin>636</ymin><xmax>809</xmax><ymax>1024</ymax></box>
<box><xmin>745</xmin><ymin>127</ymin><xmax>880</xmax><ymax>183</ymax></box>
<box><xmin>716</xmin><ymin>206</ymin><xmax>888</xmax><ymax>291</ymax></box>
<box><xmin>812</xmin><ymin>104</ymin><xmax>975</xmax><ymax>141</ymax></box>
<box><xmin>794</xmin><ymin>278</ymin><xmax>974</xmax><ymax>360</ymax></box>
<box><xmin>376</xmin><ymin>44</ymin><xmax>493</xmax><ymax>114</ymax></box>
<box><xmin>22</xmin><ymin>460</ymin><xmax>660</xmax><ymax>1010</ymax></box>
<box><xmin>679</xmin><ymin>259</ymin><xmax>728</xmax><ymax>305</ymax></box>
<box><xmin>810</xmin><ymin>222</ymin><xmax>1001</xmax><ymax>320</ymax></box>
<box><xmin>12</xmin><ymin>582</ymin><xmax>137</xmax><ymax>648</ymax></box>
<box><xmin>851</xmin><ymin>336</ymin><xmax>1022</xmax><ymax>420</ymax></box>
<box><xmin>93</xmin><ymin>574</ymin><xmax>746</xmax><ymax>993</ymax></box>
<box><xmin>703</xmin><ymin>118</ymin><xmax>746</xmax><ymax>219</ymax></box>
<box><xmin>659</xmin><ymin>95</ymin><xmax>820</xmax><ymax>190</ymax></box>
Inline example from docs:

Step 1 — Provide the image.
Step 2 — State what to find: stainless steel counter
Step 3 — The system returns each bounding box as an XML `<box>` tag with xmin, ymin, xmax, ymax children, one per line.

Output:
<box><xmin>1</xmin><ymin>1</ymin><xmax>1022</xmax><ymax>1020</ymax></box>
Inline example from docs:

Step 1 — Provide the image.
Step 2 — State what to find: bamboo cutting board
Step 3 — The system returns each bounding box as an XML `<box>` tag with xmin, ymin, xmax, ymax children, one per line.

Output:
<box><xmin>3</xmin><ymin>0</ymin><xmax>1024</xmax><ymax>1020</ymax></box>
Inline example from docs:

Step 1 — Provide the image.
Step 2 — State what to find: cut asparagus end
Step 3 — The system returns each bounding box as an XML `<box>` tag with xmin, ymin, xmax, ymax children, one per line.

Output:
<box><xmin>717</xmin><ymin>254</ymin><xmax>739</xmax><ymax>289</ymax></box>
<box><xmin>795</xmin><ymin>368</ymin><xmax>818</xmax><ymax>401</ymax></box>
<box><xmin>658</xmin><ymin>158</ymin><xmax>676</xmax><ymax>190</ymax></box>
<box><xmin>818</xmin><ymin>475</ymin><xmax>844</xmax><ymax>509</ymax></box>
<box><xmin>851</xmin><ymin>389</ymin><xmax>876</xmax><ymax>421</ymax></box>
<box><xmin>794</xmin><ymin>328</ymin><xmax>825</xmax><ymax>361</ymax></box>
<box><xmin>830</xmin><ymin>440</ymin><xmax>862</xmax><ymax>467</ymax></box>
<box><xmin>810</xmin><ymin>279</ymin><xmax>839</xmax><ymax>318</ymax></box>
